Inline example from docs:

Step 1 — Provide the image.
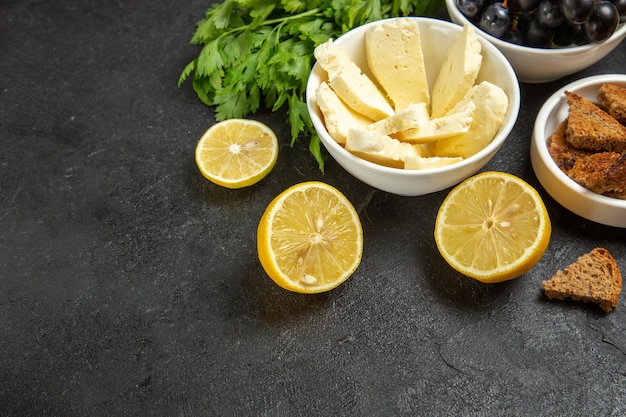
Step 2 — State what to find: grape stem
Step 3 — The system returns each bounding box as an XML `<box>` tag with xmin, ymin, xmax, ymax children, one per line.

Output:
<box><xmin>511</xmin><ymin>13</ymin><xmax>519</xmax><ymax>30</ymax></box>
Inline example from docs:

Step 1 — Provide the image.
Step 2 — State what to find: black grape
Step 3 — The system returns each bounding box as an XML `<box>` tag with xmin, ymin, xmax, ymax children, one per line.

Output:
<box><xmin>505</xmin><ymin>30</ymin><xmax>525</xmax><ymax>44</ymax></box>
<box><xmin>561</xmin><ymin>0</ymin><xmax>598</xmax><ymax>24</ymax></box>
<box><xmin>570</xmin><ymin>21</ymin><xmax>593</xmax><ymax>43</ymax></box>
<box><xmin>608</xmin><ymin>0</ymin><xmax>626</xmax><ymax>22</ymax></box>
<box><xmin>583</xmin><ymin>0</ymin><xmax>619</xmax><ymax>41</ymax></box>
<box><xmin>479</xmin><ymin>2</ymin><xmax>512</xmax><ymax>38</ymax></box>
<box><xmin>457</xmin><ymin>0</ymin><xmax>487</xmax><ymax>19</ymax></box>
<box><xmin>509</xmin><ymin>0</ymin><xmax>541</xmax><ymax>11</ymax></box>
<box><xmin>456</xmin><ymin>0</ymin><xmax>619</xmax><ymax>48</ymax></box>
<box><xmin>553</xmin><ymin>21</ymin><xmax>576</xmax><ymax>45</ymax></box>
<box><xmin>521</xmin><ymin>17</ymin><xmax>556</xmax><ymax>46</ymax></box>
<box><xmin>537</xmin><ymin>0</ymin><xmax>566</xmax><ymax>27</ymax></box>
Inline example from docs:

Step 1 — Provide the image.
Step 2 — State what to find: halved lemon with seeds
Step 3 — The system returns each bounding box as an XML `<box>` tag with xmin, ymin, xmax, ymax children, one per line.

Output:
<box><xmin>195</xmin><ymin>119</ymin><xmax>278</xmax><ymax>189</ymax></box>
<box><xmin>434</xmin><ymin>171</ymin><xmax>551</xmax><ymax>283</ymax></box>
<box><xmin>257</xmin><ymin>181</ymin><xmax>363</xmax><ymax>293</ymax></box>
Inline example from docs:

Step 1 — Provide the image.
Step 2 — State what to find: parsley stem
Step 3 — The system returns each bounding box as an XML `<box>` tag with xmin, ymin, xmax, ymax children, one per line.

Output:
<box><xmin>219</xmin><ymin>7</ymin><xmax>323</xmax><ymax>38</ymax></box>
<box><xmin>262</xmin><ymin>7</ymin><xmax>322</xmax><ymax>26</ymax></box>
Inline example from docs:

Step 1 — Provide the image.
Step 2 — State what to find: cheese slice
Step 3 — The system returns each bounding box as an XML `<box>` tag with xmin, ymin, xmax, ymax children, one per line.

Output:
<box><xmin>404</xmin><ymin>155</ymin><xmax>463</xmax><ymax>170</ymax></box>
<box><xmin>314</xmin><ymin>38</ymin><xmax>394</xmax><ymax>121</ymax></box>
<box><xmin>367</xmin><ymin>102</ymin><xmax>429</xmax><ymax>136</ymax></box>
<box><xmin>345</xmin><ymin>128</ymin><xmax>426</xmax><ymax>168</ymax></box>
<box><xmin>365</xmin><ymin>18</ymin><xmax>430</xmax><ymax>112</ymax></box>
<box><xmin>313</xmin><ymin>39</ymin><xmax>352</xmax><ymax>79</ymax></box>
<box><xmin>315</xmin><ymin>81</ymin><xmax>374</xmax><ymax>144</ymax></box>
<box><xmin>329</xmin><ymin>66</ymin><xmax>395</xmax><ymax>121</ymax></box>
<box><xmin>430</xmin><ymin>24</ymin><xmax>482</xmax><ymax>118</ymax></box>
<box><xmin>396</xmin><ymin>101</ymin><xmax>475</xmax><ymax>143</ymax></box>
<box><xmin>434</xmin><ymin>81</ymin><xmax>509</xmax><ymax>158</ymax></box>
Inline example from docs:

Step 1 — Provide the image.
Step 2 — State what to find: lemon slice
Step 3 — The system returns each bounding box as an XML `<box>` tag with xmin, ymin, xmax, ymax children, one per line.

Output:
<box><xmin>434</xmin><ymin>171</ymin><xmax>551</xmax><ymax>283</ymax></box>
<box><xmin>257</xmin><ymin>181</ymin><xmax>363</xmax><ymax>293</ymax></box>
<box><xmin>195</xmin><ymin>119</ymin><xmax>278</xmax><ymax>189</ymax></box>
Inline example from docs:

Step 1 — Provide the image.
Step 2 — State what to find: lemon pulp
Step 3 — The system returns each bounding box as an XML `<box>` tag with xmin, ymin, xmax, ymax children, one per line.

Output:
<box><xmin>435</xmin><ymin>171</ymin><xmax>551</xmax><ymax>283</ymax></box>
<box><xmin>257</xmin><ymin>181</ymin><xmax>363</xmax><ymax>293</ymax></box>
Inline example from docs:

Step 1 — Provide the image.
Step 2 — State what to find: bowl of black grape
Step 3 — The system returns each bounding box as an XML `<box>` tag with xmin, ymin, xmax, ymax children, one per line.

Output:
<box><xmin>446</xmin><ymin>0</ymin><xmax>626</xmax><ymax>83</ymax></box>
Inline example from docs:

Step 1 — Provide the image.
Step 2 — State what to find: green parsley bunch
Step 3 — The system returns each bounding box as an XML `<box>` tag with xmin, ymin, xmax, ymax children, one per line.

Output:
<box><xmin>179</xmin><ymin>0</ymin><xmax>443</xmax><ymax>171</ymax></box>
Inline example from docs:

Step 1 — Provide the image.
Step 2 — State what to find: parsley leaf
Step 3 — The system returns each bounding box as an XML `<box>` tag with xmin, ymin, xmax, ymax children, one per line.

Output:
<box><xmin>179</xmin><ymin>0</ymin><xmax>444</xmax><ymax>172</ymax></box>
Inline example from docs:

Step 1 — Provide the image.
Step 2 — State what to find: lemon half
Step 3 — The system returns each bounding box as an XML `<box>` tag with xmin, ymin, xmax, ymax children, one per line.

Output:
<box><xmin>257</xmin><ymin>181</ymin><xmax>364</xmax><ymax>293</ymax></box>
<box><xmin>195</xmin><ymin>119</ymin><xmax>278</xmax><ymax>189</ymax></box>
<box><xmin>435</xmin><ymin>171</ymin><xmax>551</xmax><ymax>283</ymax></box>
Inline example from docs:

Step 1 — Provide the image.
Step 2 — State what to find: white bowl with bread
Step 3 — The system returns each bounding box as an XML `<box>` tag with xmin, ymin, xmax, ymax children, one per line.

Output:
<box><xmin>530</xmin><ymin>74</ymin><xmax>626</xmax><ymax>228</ymax></box>
<box><xmin>306</xmin><ymin>17</ymin><xmax>520</xmax><ymax>196</ymax></box>
<box><xmin>445</xmin><ymin>0</ymin><xmax>626</xmax><ymax>84</ymax></box>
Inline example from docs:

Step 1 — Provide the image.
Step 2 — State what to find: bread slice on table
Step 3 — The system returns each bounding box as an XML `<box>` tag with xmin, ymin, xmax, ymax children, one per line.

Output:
<box><xmin>542</xmin><ymin>248</ymin><xmax>622</xmax><ymax>312</ymax></box>
<box><xmin>564</xmin><ymin>91</ymin><xmax>626</xmax><ymax>152</ymax></box>
<box><xmin>598</xmin><ymin>83</ymin><xmax>626</xmax><ymax>125</ymax></box>
<box><xmin>547</xmin><ymin>120</ymin><xmax>626</xmax><ymax>198</ymax></box>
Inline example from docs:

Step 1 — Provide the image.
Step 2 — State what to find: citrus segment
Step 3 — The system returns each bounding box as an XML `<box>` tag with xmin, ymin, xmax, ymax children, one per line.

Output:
<box><xmin>434</xmin><ymin>171</ymin><xmax>551</xmax><ymax>283</ymax></box>
<box><xmin>195</xmin><ymin>119</ymin><xmax>278</xmax><ymax>189</ymax></box>
<box><xmin>257</xmin><ymin>181</ymin><xmax>363</xmax><ymax>293</ymax></box>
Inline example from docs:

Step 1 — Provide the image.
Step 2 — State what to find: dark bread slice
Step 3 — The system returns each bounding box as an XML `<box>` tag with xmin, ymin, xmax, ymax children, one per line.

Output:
<box><xmin>548</xmin><ymin>120</ymin><xmax>626</xmax><ymax>197</ymax></box>
<box><xmin>603</xmin><ymin>189</ymin><xmax>626</xmax><ymax>200</ymax></box>
<box><xmin>564</xmin><ymin>91</ymin><xmax>626</xmax><ymax>152</ymax></box>
<box><xmin>542</xmin><ymin>248</ymin><xmax>622</xmax><ymax>312</ymax></box>
<box><xmin>598</xmin><ymin>83</ymin><xmax>626</xmax><ymax>125</ymax></box>
<box><xmin>548</xmin><ymin>120</ymin><xmax>589</xmax><ymax>169</ymax></box>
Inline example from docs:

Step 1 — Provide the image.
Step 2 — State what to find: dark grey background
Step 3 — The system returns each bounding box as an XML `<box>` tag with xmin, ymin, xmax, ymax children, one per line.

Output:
<box><xmin>1</xmin><ymin>0</ymin><xmax>625</xmax><ymax>415</ymax></box>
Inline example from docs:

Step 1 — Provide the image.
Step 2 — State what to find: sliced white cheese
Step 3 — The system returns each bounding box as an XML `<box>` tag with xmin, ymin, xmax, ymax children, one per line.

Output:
<box><xmin>434</xmin><ymin>81</ymin><xmax>509</xmax><ymax>158</ymax></box>
<box><xmin>367</xmin><ymin>102</ymin><xmax>429</xmax><ymax>136</ymax></box>
<box><xmin>345</xmin><ymin>128</ymin><xmax>425</xmax><ymax>168</ymax></box>
<box><xmin>313</xmin><ymin>39</ymin><xmax>352</xmax><ymax>80</ymax></box>
<box><xmin>430</xmin><ymin>24</ymin><xmax>482</xmax><ymax>118</ymax></box>
<box><xmin>313</xmin><ymin>38</ymin><xmax>394</xmax><ymax>121</ymax></box>
<box><xmin>329</xmin><ymin>65</ymin><xmax>395</xmax><ymax>121</ymax></box>
<box><xmin>315</xmin><ymin>81</ymin><xmax>374</xmax><ymax>144</ymax></box>
<box><xmin>396</xmin><ymin>101</ymin><xmax>475</xmax><ymax>143</ymax></box>
<box><xmin>365</xmin><ymin>18</ymin><xmax>430</xmax><ymax>112</ymax></box>
<box><xmin>404</xmin><ymin>155</ymin><xmax>463</xmax><ymax>170</ymax></box>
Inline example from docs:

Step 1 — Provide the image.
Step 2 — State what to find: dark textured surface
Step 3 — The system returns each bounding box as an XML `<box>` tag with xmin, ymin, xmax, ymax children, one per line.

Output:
<box><xmin>1</xmin><ymin>1</ymin><xmax>626</xmax><ymax>415</ymax></box>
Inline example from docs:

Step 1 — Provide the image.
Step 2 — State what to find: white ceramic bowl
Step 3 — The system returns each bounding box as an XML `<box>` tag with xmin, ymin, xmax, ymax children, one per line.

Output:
<box><xmin>445</xmin><ymin>0</ymin><xmax>626</xmax><ymax>83</ymax></box>
<box><xmin>530</xmin><ymin>74</ymin><xmax>626</xmax><ymax>228</ymax></box>
<box><xmin>306</xmin><ymin>17</ymin><xmax>520</xmax><ymax>196</ymax></box>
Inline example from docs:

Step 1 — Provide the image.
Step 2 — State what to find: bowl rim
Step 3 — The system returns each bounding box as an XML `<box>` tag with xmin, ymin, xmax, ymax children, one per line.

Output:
<box><xmin>531</xmin><ymin>74</ymin><xmax>626</xmax><ymax>218</ymax></box>
<box><xmin>444</xmin><ymin>0</ymin><xmax>626</xmax><ymax>55</ymax></box>
<box><xmin>306</xmin><ymin>16</ymin><xmax>521</xmax><ymax>177</ymax></box>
